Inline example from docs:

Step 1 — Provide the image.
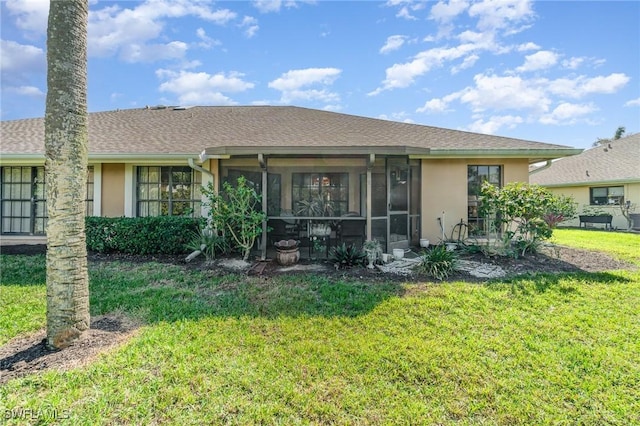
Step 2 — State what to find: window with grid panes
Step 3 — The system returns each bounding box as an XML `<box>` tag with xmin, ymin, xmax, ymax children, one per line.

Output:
<box><xmin>291</xmin><ymin>173</ymin><xmax>348</xmax><ymax>216</ymax></box>
<box><xmin>136</xmin><ymin>166</ymin><xmax>201</xmax><ymax>217</ymax></box>
<box><xmin>467</xmin><ymin>165</ymin><xmax>501</xmax><ymax>236</ymax></box>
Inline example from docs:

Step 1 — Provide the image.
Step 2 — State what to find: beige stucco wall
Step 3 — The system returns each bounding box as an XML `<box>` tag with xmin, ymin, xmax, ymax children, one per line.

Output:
<box><xmin>419</xmin><ymin>158</ymin><xmax>530</xmax><ymax>243</ymax></box>
<box><xmin>101</xmin><ymin>163</ymin><xmax>125</xmax><ymax>217</ymax></box>
<box><xmin>546</xmin><ymin>182</ymin><xmax>640</xmax><ymax>230</ymax></box>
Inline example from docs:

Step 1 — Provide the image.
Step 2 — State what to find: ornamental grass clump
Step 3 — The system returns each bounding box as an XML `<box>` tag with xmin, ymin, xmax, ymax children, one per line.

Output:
<box><xmin>418</xmin><ymin>244</ymin><xmax>458</xmax><ymax>280</ymax></box>
<box><xmin>329</xmin><ymin>243</ymin><xmax>367</xmax><ymax>269</ymax></box>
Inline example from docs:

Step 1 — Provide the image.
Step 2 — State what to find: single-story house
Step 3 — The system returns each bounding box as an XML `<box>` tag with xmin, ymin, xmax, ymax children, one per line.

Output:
<box><xmin>1</xmin><ymin>105</ymin><xmax>581</xmax><ymax>256</ymax></box>
<box><xmin>530</xmin><ymin>133</ymin><xmax>640</xmax><ymax>230</ymax></box>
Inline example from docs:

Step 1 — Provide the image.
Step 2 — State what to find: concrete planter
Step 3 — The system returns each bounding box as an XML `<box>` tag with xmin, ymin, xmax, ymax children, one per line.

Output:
<box><xmin>274</xmin><ymin>239</ymin><xmax>300</xmax><ymax>266</ymax></box>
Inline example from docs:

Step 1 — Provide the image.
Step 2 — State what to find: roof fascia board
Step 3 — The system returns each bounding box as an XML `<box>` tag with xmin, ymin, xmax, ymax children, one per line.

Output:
<box><xmin>203</xmin><ymin>146</ymin><xmax>429</xmax><ymax>157</ymax></box>
<box><xmin>541</xmin><ymin>178</ymin><xmax>640</xmax><ymax>188</ymax></box>
<box><xmin>411</xmin><ymin>148</ymin><xmax>583</xmax><ymax>163</ymax></box>
<box><xmin>0</xmin><ymin>153</ymin><xmax>202</xmax><ymax>164</ymax></box>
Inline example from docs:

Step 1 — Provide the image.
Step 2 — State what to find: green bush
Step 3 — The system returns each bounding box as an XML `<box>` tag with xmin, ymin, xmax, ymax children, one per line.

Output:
<box><xmin>329</xmin><ymin>243</ymin><xmax>367</xmax><ymax>269</ymax></box>
<box><xmin>185</xmin><ymin>226</ymin><xmax>228</xmax><ymax>261</ymax></box>
<box><xmin>86</xmin><ymin>216</ymin><xmax>203</xmax><ymax>254</ymax></box>
<box><xmin>202</xmin><ymin>176</ymin><xmax>266</xmax><ymax>261</ymax></box>
<box><xmin>480</xmin><ymin>182</ymin><xmax>576</xmax><ymax>256</ymax></box>
<box><xmin>418</xmin><ymin>245</ymin><xmax>458</xmax><ymax>280</ymax></box>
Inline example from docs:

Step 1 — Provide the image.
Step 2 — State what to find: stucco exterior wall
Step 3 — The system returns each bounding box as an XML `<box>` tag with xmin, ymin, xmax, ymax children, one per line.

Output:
<box><xmin>546</xmin><ymin>182</ymin><xmax>640</xmax><ymax>230</ymax></box>
<box><xmin>419</xmin><ymin>158</ymin><xmax>530</xmax><ymax>243</ymax></box>
<box><xmin>101</xmin><ymin>163</ymin><xmax>125</xmax><ymax>217</ymax></box>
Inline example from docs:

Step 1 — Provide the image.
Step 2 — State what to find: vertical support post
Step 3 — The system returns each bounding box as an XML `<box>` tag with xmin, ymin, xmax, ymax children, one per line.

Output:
<box><xmin>259</xmin><ymin>154</ymin><xmax>267</xmax><ymax>261</ymax></box>
<box><xmin>366</xmin><ymin>153</ymin><xmax>374</xmax><ymax>241</ymax></box>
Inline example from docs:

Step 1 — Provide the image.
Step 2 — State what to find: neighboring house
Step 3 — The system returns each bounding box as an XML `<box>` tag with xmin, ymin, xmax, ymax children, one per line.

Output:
<box><xmin>530</xmin><ymin>133</ymin><xmax>640</xmax><ymax>230</ymax></box>
<box><xmin>1</xmin><ymin>105</ymin><xmax>581</xmax><ymax>255</ymax></box>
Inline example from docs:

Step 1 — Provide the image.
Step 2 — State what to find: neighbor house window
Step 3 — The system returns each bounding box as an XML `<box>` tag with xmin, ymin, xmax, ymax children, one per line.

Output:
<box><xmin>590</xmin><ymin>186</ymin><xmax>624</xmax><ymax>205</ymax></box>
<box><xmin>292</xmin><ymin>173</ymin><xmax>348</xmax><ymax>216</ymax></box>
<box><xmin>136</xmin><ymin>166</ymin><xmax>201</xmax><ymax>217</ymax></box>
<box><xmin>1</xmin><ymin>166</ymin><xmax>94</xmax><ymax>234</ymax></box>
<box><xmin>467</xmin><ymin>165</ymin><xmax>502</xmax><ymax>236</ymax></box>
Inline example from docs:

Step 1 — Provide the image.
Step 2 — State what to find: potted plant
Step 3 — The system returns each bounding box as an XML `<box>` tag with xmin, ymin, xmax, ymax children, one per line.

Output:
<box><xmin>362</xmin><ymin>239</ymin><xmax>383</xmax><ymax>269</ymax></box>
<box><xmin>296</xmin><ymin>193</ymin><xmax>334</xmax><ymax>236</ymax></box>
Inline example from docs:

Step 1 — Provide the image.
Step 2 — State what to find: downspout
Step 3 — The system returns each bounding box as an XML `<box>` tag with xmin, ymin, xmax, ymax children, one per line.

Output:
<box><xmin>529</xmin><ymin>160</ymin><xmax>552</xmax><ymax>175</ymax></box>
<box><xmin>188</xmin><ymin>157</ymin><xmax>213</xmax><ymax>178</ymax></box>
<box><xmin>188</xmin><ymin>157</ymin><xmax>214</xmax><ymax>222</ymax></box>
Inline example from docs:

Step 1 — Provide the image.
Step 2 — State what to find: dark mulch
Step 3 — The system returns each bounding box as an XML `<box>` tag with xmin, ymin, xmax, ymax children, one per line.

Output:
<box><xmin>0</xmin><ymin>242</ymin><xmax>635</xmax><ymax>385</ymax></box>
<box><xmin>0</xmin><ymin>314</ymin><xmax>140</xmax><ymax>385</ymax></box>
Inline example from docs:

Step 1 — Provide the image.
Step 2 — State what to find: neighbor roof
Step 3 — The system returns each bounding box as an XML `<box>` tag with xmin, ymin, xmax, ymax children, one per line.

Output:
<box><xmin>2</xmin><ymin>106</ymin><xmax>580</xmax><ymax>162</ymax></box>
<box><xmin>530</xmin><ymin>133</ymin><xmax>640</xmax><ymax>186</ymax></box>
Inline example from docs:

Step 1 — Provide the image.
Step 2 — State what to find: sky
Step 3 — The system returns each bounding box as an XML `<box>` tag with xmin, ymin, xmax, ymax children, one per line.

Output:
<box><xmin>1</xmin><ymin>0</ymin><xmax>639</xmax><ymax>149</ymax></box>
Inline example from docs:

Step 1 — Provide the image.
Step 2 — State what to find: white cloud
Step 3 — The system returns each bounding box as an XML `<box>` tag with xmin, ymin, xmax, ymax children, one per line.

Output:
<box><xmin>459</xmin><ymin>73</ymin><xmax>551</xmax><ymax>113</ymax></box>
<box><xmin>625</xmin><ymin>98</ymin><xmax>640</xmax><ymax>107</ymax></box>
<box><xmin>468</xmin><ymin>0</ymin><xmax>535</xmax><ymax>32</ymax></box>
<box><xmin>196</xmin><ymin>28</ymin><xmax>222</xmax><ymax>49</ymax></box>
<box><xmin>279</xmin><ymin>89</ymin><xmax>340</xmax><ymax>104</ymax></box>
<box><xmin>581</xmin><ymin>73</ymin><xmax>630</xmax><ymax>94</ymax></box>
<box><xmin>539</xmin><ymin>102</ymin><xmax>597</xmax><ymax>125</ymax></box>
<box><xmin>87</xmin><ymin>1</ymin><xmax>236</xmax><ymax>62</ymax></box>
<box><xmin>380</xmin><ymin>35</ymin><xmax>407</xmax><ymax>54</ymax></box>
<box><xmin>4</xmin><ymin>0</ymin><xmax>49</xmax><ymax>35</ymax></box>
<box><xmin>252</xmin><ymin>0</ymin><xmax>305</xmax><ymax>14</ymax></box>
<box><xmin>269</xmin><ymin>68</ymin><xmax>342</xmax><ymax>104</ymax></box>
<box><xmin>0</xmin><ymin>40</ymin><xmax>45</xmax><ymax>74</ymax></box>
<box><xmin>516</xmin><ymin>50</ymin><xmax>558</xmax><ymax>72</ymax></box>
<box><xmin>240</xmin><ymin>16</ymin><xmax>260</xmax><ymax>38</ymax></box>
<box><xmin>425</xmin><ymin>71</ymin><xmax>627</xmax><ymax>131</ymax></box>
<box><xmin>269</xmin><ymin>68</ymin><xmax>340</xmax><ymax>91</ymax></box>
<box><xmin>6</xmin><ymin>85</ymin><xmax>44</xmax><ymax>97</ymax></box>
<box><xmin>396</xmin><ymin>6</ymin><xmax>418</xmax><ymax>20</ymax></box>
<box><xmin>253</xmin><ymin>0</ymin><xmax>283</xmax><ymax>13</ymax></box>
<box><xmin>386</xmin><ymin>0</ymin><xmax>426</xmax><ymax>20</ymax></box>
<box><xmin>157</xmin><ymin>69</ymin><xmax>254</xmax><ymax>105</ymax></box>
<box><xmin>416</xmin><ymin>98</ymin><xmax>451</xmax><ymax>113</ymax></box>
<box><xmin>429</xmin><ymin>0</ymin><xmax>469</xmax><ymax>23</ymax></box>
<box><xmin>517</xmin><ymin>42</ymin><xmax>540</xmax><ymax>52</ymax></box>
<box><xmin>562</xmin><ymin>56</ymin><xmax>585</xmax><ymax>70</ymax></box>
<box><xmin>120</xmin><ymin>41</ymin><xmax>189</xmax><ymax>63</ymax></box>
<box><xmin>369</xmin><ymin>43</ymin><xmax>480</xmax><ymax>94</ymax></box>
<box><xmin>547</xmin><ymin>73</ymin><xmax>630</xmax><ymax>98</ymax></box>
<box><xmin>468</xmin><ymin>115</ymin><xmax>523</xmax><ymax>134</ymax></box>
<box><xmin>452</xmin><ymin>54</ymin><xmax>479</xmax><ymax>74</ymax></box>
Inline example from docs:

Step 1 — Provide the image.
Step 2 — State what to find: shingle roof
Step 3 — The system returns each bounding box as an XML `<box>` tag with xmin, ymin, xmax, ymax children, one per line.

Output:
<box><xmin>2</xmin><ymin>105</ymin><xmax>579</xmax><ymax>160</ymax></box>
<box><xmin>530</xmin><ymin>133</ymin><xmax>640</xmax><ymax>186</ymax></box>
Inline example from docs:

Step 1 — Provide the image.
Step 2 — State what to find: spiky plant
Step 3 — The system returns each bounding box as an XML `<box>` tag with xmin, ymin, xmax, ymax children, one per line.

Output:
<box><xmin>418</xmin><ymin>244</ymin><xmax>458</xmax><ymax>280</ymax></box>
<box><xmin>329</xmin><ymin>243</ymin><xmax>367</xmax><ymax>269</ymax></box>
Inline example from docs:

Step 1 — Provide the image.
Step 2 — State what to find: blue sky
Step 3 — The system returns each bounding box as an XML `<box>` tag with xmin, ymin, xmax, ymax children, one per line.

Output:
<box><xmin>1</xmin><ymin>0</ymin><xmax>639</xmax><ymax>149</ymax></box>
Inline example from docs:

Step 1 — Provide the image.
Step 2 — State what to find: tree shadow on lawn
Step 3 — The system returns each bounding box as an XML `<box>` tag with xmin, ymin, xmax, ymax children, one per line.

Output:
<box><xmin>485</xmin><ymin>270</ymin><xmax>633</xmax><ymax>296</ymax></box>
<box><xmin>88</xmin><ymin>263</ymin><xmax>408</xmax><ymax>324</ymax></box>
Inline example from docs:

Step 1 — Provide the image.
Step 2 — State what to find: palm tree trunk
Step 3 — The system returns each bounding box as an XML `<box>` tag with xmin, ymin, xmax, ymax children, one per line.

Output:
<box><xmin>44</xmin><ymin>0</ymin><xmax>90</xmax><ymax>350</ymax></box>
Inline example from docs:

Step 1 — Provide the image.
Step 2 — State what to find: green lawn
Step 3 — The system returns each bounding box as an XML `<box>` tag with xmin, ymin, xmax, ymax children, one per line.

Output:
<box><xmin>1</xmin><ymin>230</ymin><xmax>639</xmax><ymax>425</ymax></box>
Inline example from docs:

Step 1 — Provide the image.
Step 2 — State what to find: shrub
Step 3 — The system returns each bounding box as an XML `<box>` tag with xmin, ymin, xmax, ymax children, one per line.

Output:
<box><xmin>202</xmin><ymin>176</ymin><xmax>266</xmax><ymax>261</ymax></box>
<box><xmin>185</xmin><ymin>226</ymin><xmax>228</xmax><ymax>261</ymax></box>
<box><xmin>480</xmin><ymin>182</ymin><xmax>576</xmax><ymax>256</ymax></box>
<box><xmin>329</xmin><ymin>243</ymin><xmax>367</xmax><ymax>269</ymax></box>
<box><xmin>418</xmin><ymin>245</ymin><xmax>458</xmax><ymax>280</ymax></box>
<box><xmin>86</xmin><ymin>216</ymin><xmax>202</xmax><ymax>254</ymax></box>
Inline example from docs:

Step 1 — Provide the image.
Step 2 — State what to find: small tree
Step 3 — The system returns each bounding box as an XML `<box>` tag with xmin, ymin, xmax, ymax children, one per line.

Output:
<box><xmin>202</xmin><ymin>176</ymin><xmax>266</xmax><ymax>261</ymax></box>
<box><xmin>480</xmin><ymin>182</ymin><xmax>577</xmax><ymax>256</ymax></box>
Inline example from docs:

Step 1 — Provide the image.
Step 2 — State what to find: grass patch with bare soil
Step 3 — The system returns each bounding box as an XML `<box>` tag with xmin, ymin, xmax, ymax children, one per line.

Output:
<box><xmin>1</xmin><ymin>230</ymin><xmax>639</xmax><ymax>424</ymax></box>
